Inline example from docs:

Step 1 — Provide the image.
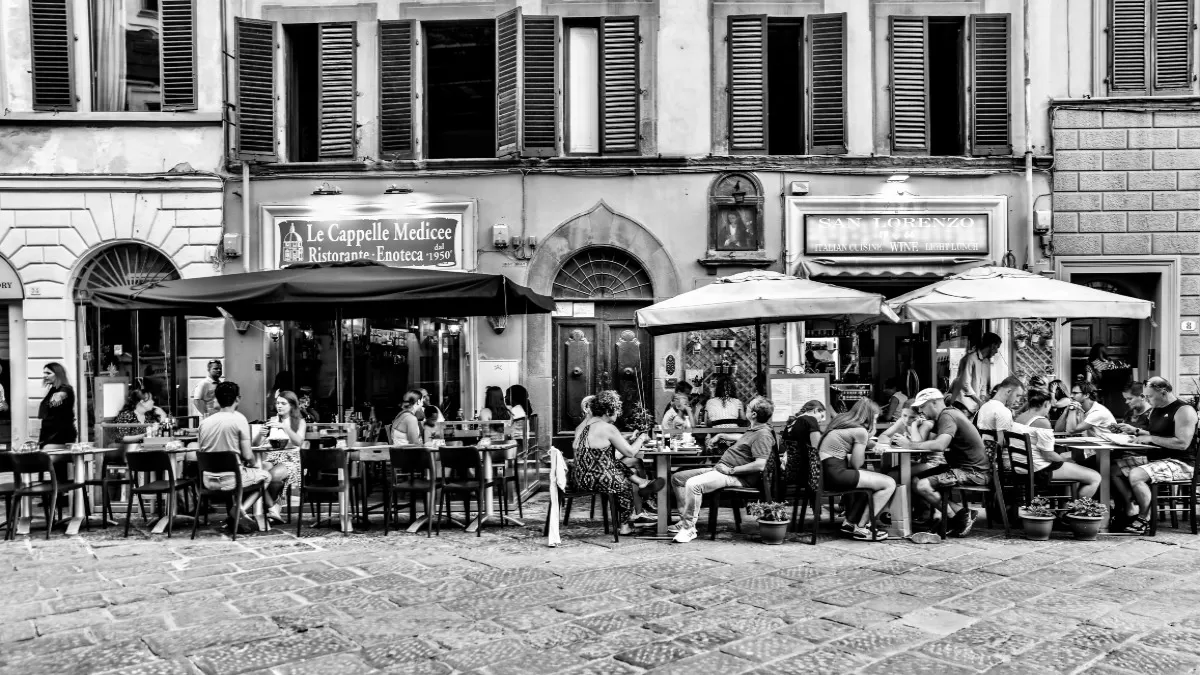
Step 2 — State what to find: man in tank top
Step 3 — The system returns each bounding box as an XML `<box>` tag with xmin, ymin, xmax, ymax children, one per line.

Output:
<box><xmin>1122</xmin><ymin>377</ymin><xmax>1198</xmax><ymax>535</ymax></box>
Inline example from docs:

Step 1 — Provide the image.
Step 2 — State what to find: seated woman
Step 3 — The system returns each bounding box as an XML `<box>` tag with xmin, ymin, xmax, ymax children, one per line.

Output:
<box><xmin>703</xmin><ymin>376</ymin><xmax>746</xmax><ymax>456</ymax></box>
<box><xmin>390</xmin><ymin>390</ymin><xmax>425</xmax><ymax>445</ymax></box>
<box><xmin>661</xmin><ymin>394</ymin><xmax>693</xmax><ymax>434</ymax></box>
<box><xmin>818</xmin><ymin>399</ymin><xmax>895</xmax><ymax>541</ymax></box>
<box><xmin>572</xmin><ymin>390</ymin><xmax>658</xmax><ymax>535</ymax></box>
<box><xmin>253</xmin><ymin>390</ymin><xmax>306</xmax><ymax>523</ymax></box>
<box><xmin>1046</xmin><ymin>379</ymin><xmax>1072</xmax><ymax>424</ymax></box>
<box><xmin>505</xmin><ymin>385</ymin><xmax>531</xmax><ymax>420</ymax></box>
<box><xmin>1012</xmin><ymin>389</ymin><xmax>1101</xmax><ymax>498</ymax></box>
<box><xmin>877</xmin><ymin>404</ymin><xmax>939</xmax><ymax>472</ymax></box>
<box><xmin>422</xmin><ymin>404</ymin><xmax>445</xmax><ymax>445</ymax></box>
<box><xmin>783</xmin><ymin>400</ymin><xmax>826</xmax><ymax>492</ymax></box>
<box><xmin>113</xmin><ymin>386</ymin><xmax>168</xmax><ymax>442</ymax></box>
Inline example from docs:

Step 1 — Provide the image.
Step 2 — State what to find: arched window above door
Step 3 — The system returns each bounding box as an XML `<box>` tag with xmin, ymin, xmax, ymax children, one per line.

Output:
<box><xmin>75</xmin><ymin>243</ymin><xmax>180</xmax><ymax>298</ymax></box>
<box><xmin>553</xmin><ymin>247</ymin><xmax>653</xmax><ymax>301</ymax></box>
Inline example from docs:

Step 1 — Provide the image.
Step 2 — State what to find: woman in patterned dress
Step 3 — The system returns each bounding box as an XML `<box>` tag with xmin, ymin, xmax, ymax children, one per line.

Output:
<box><xmin>571</xmin><ymin>390</ymin><xmax>653</xmax><ymax>535</ymax></box>
<box><xmin>113</xmin><ymin>386</ymin><xmax>167</xmax><ymax>441</ymax></box>
<box><xmin>254</xmin><ymin>390</ymin><xmax>305</xmax><ymax>523</ymax></box>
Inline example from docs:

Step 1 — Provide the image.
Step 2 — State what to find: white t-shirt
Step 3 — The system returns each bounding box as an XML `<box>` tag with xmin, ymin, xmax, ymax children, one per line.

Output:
<box><xmin>1082</xmin><ymin>402</ymin><xmax>1118</xmax><ymax>438</ymax></box>
<box><xmin>976</xmin><ymin>399</ymin><xmax>1014</xmax><ymax>434</ymax></box>
<box><xmin>1011</xmin><ymin>417</ymin><xmax>1056</xmax><ymax>473</ymax></box>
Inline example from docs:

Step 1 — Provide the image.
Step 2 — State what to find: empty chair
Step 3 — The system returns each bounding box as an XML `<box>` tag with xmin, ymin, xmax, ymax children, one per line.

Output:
<box><xmin>125</xmin><ymin>450</ymin><xmax>195</xmax><ymax>538</ymax></box>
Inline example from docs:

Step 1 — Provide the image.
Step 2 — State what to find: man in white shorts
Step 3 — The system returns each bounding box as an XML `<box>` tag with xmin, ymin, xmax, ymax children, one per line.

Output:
<box><xmin>1122</xmin><ymin>377</ymin><xmax>1198</xmax><ymax>535</ymax></box>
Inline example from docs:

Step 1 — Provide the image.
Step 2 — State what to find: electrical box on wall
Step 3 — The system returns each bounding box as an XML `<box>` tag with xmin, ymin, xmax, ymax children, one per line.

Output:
<box><xmin>222</xmin><ymin>233</ymin><xmax>242</xmax><ymax>258</ymax></box>
<box><xmin>492</xmin><ymin>224</ymin><xmax>509</xmax><ymax>249</ymax></box>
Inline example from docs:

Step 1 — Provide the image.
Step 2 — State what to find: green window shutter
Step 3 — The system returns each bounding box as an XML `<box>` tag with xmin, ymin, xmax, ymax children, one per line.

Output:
<box><xmin>1110</xmin><ymin>0</ymin><xmax>1149</xmax><ymax>94</ymax></box>
<box><xmin>890</xmin><ymin>16</ymin><xmax>929</xmax><ymax>155</ymax></box>
<box><xmin>727</xmin><ymin>15</ymin><xmax>767</xmax><ymax>154</ymax></box>
<box><xmin>1151</xmin><ymin>0</ymin><xmax>1193</xmax><ymax>93</ymax></box>
<box><xmin>522</xmin><ymin>15</ymin><xmax>559</xmax><ymax>158</ymax></box>
<box><xmin>235</xmin><ymin>18</ymin><xmax>277</xmax><ymax>161</ymax></box>
<box><xmin>319</xmin><ymin>22</ymin><xmax>357</xmax><ymax>160</ymax></box>
<box><xmin>496</xmin><ymin>8</ymin><xmax>523</xmax><ymax>157</ymax></box>
<box><xmin>600</xmin><ymin>16</ymin><xmax>639</xmax><ymax>154</ymax></box>
<box><xmin>29</xmin><ymin>0</ymin><xmax>76</xmax><ymax>112</ymax></box>
<box><xmin>160</xmin><ymin>0</ymin><xmax>197</xmax><ymax>111</ymax></box>
<box><xmin>806</xmin><ymin>13</ymin><xmax>847</xmax><ymax>155</ymax></box>
<box><xmin>379</xmin><ymin>20</ymin><xmax>415</xmax><ymax>160</ymax></box>
<box><xmin>970</xmin><ymin>14</ymin><xmax>1011</xmax><ymax>156</ymax></box>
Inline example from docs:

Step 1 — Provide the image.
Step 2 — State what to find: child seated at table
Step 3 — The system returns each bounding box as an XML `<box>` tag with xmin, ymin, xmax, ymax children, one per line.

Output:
<box><xmin>876</xmin><ymin>405</ymin><xmax>939</xmax><ymax>523</ymax></box>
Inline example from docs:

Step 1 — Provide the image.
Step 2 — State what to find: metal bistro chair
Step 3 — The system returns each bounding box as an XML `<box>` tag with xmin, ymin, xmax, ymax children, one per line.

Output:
<box><xmin>705</xmin><ymin>438</ymin><xmax>783</xmax><ymax>540</ymax></box>
<box><xmin>192</xmin><ymin>452</ymin><xmax>270</xmax><ymax>541</ymax></box>
<box><xmin>296</xmin><ymin>448</ymin><xmax>351</xmax><ymax>535</ymax></box>
<box><xmin>1148</xmin><ymin>429</ymin><xmax>1200</xmax><ymax>536</ymax></box>
<box><xmin>85</xmin><ymin>442</ymin><xmax>143</xmax><ymax>527</ymax></box>
<box><xmin>384</xmin><ymin>445</ymin><xmax>441</xmax><ymax>536</ymax></box>
<box><xmin>790</xmin><ymin>445</ymin><xmax>879</xmax><ymax>545</ymax></box>
<box><xmin>0</xmin><ymin>452</ymin><xmax>17</xmax><ymax>540</ymax></box>
<box><xmin>544</xmin><ymin>445</ymin><xmax>621</xmax><ymax>543</ymax></box>
<box><xmin>438</xmin><ymin>445</ymin><xmax>505</xmax><ymax>537</ymax></box>
<box><xmin>9</xmin><ymin>451</ymin><xmax>88</xmax><ymax>540</ymax></box>
<box><xmin>125</xmin><ymin>449</ymin><xmax>195</xmax><ymax>538</ymax></box>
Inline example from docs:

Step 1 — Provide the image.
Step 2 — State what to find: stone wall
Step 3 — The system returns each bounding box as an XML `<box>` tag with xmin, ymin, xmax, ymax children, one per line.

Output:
<box><xmin>1051</xmin><ymin>106</ymin><xmax>1200</xmax><ymax>389</ymax></box>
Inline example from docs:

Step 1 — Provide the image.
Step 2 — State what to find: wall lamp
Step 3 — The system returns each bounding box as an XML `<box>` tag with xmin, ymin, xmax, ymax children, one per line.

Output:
<box><xmin>312</xmin><ymin>182</ymin><xmax>342</xmax><ymax>196</ymax></box>
<box><xmin>265</xmin><ymin>323</ymin><xmax>283</xmax><ymax>342</ymax></box>
<box><xmin>385</xmin><ymin>184</ymin><xmax>413</xmax><ymax>194</ymax></box>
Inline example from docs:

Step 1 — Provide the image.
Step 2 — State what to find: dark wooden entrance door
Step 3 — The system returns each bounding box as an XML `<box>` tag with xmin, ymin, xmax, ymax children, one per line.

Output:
<box><xmin>553</xmin><ymin>303</ymin><xmax>653</xmax><ymax>434</ymax></box>
<box><xmin>1071</xmin><ymin>319</ymin><xmax>1138</xmax><ymax>416</ymax></box>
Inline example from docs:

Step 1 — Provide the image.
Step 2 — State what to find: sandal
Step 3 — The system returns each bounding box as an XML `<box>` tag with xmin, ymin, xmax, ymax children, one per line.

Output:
<box><xmin>637</xmin><ymin>477</ymin><xmax>666</xmax><ymax>499</ymax></box>
<box><xmin>1124</xmin><ymin>517</ymin><xmax>1149</xmax><ymax>535</ymax></box>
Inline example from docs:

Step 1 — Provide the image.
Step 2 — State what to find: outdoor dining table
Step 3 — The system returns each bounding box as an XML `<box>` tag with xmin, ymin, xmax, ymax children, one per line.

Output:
<box><xmin>1053</xmin><ymin>435</ymin><xmax>1154</xmax><ymax>533</ymax></box>
<box><xmin>874</xmin><ymin>445</ymin><xmax>926</xmax><ymax>538</ymax></box>
<box><xmin>640</xmin><ymin>444</ymin><xmax>702</xmax><ymax>538</ymax></box>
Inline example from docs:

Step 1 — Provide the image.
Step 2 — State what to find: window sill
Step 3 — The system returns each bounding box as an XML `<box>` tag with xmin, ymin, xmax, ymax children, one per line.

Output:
<box><xmin>0</xmin><ymin>112</ymin><xmax>222</xmax><ymax>125</ymax></box>
<box><xmin>1052</xmin><ymin>95</ymin><xmax>1200</xmax><ymax>107</ymax></box>
<box><xmin>698</xmin><ymin>251</ymin><xmax>775</xmax><ymax>275</ymax></box>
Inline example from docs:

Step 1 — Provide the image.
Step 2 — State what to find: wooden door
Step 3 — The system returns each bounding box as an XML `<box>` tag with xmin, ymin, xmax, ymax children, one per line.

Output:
<box><xmin>552</xmin><ymin>303</ymin><xmax>652</xmax><ymax>434</ymax></box>
<box><xmin>1071</xmin><ymin>318</ymin><xmax>1138</xmax><ymax>416</ymax></box>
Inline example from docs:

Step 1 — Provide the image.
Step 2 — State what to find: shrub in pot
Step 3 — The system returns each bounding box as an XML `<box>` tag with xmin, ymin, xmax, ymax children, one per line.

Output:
<box><xmin>1019</xmin><ymin>497</ymin><xmax>1056</xmax><ymax>540</ymax></box>
<box><xmin>747</xmin><ymin>501</ymin><xmax>791</xmax><ymax>545</ymax></box>
<box><xmin>1063</xmin><ymin>497</ymin><xmax>1107</xmax><ymax>541</ymax></box>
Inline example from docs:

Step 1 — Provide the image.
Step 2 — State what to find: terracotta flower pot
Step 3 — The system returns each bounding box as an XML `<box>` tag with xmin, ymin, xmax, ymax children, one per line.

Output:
<box><xmin>1065</xmin><ymin>514</ymin><xmax>1103</xmax><ymax>541</ymax></box>
<box><xmin>1015</xmin><ymin>338</ymin><xmax>1028</xmax><ymax>350</ymax></box>
<box><xmin>1021</xmin><ymin>514</ymin><xmax>1055</xmax><ymax>541</ymax></box>
<box><xmin>758</xmin><ymin>519</ymin><xmax>789</xmax><ymax>545</ymax></box>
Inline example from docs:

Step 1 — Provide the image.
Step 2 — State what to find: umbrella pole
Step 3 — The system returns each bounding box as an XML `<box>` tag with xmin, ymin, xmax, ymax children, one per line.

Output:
<box><xmin>755</xmin><ymin>320</ymin><xmax>762</xmax><ymax>375</ymax></box>
<box><xmin>335</xmin><ymin>309</ymin><xmax>343</xmax><ymax>421</ymax></box>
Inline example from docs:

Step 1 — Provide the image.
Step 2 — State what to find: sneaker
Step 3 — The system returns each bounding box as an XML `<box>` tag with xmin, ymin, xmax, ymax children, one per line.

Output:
<box><xmin>267</xmin><ymin>505</ymin><xmax>284</xmax><ymax>523</ymax></box>
<box><xmin>673</xmin><ymin>527</ymin><xmax>697</xmax><ymax>544</ymax></box>
<box><xmin>852</xmin><ymin>525</ymin><xmax>888</xmax><ymax>542</ymax></box>
<box><xmin>909</xmin><ymin>532</ymin><xmax>942</xmax><ymax>544</ymax></box>
<box><xmin>950</xmin><ymin>509</ymin><xmax>977</xmax><ymax>538</ymax></box>
<box><xmin>667</xmin><ymin>521</ymin><xmax>685</xmax><ymax>534</ymax></box>
<box><xmin>634</xmin><ymin>510</ymin><xmax>658</xmax><ymax>523</ymax></box>
<box><xmin>839</xmin><ymin>521</ymin><xmax>856</xmax><ymax>536</ymax></box>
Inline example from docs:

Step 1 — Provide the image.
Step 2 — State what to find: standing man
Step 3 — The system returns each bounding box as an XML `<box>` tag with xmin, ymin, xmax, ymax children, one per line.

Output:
<box><xmin>197</xmin><ymin>381</ymin><xmax>273</xmax><ymax>531</ymax></box>
<box><xmin>192</xmin><ymin>360</ymin><xmax>223</xmax><ymax>419</ymax></box>
<box><xmin>894</xmin><ymin>388</ymin><xmax>991</xmax><ymax>537</ymax></box>
<box><xmin>1122</xmin><ymin>377</ymin><xmax>1198</xmax><ymax>535</ymax></box>
<box><xmin>952</xmin><ymin>333</ymin><xmax>1003</xmax><ymax>414</ymax></box>
<box><xmin>976</xmin><ymin>376</ymin><xmax>1026</xmax><ymax>436</ymax></box>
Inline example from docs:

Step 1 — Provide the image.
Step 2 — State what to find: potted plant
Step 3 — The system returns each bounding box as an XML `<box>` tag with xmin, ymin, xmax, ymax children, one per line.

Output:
<box><xmin>1063</xmin><ymin>497</ymin><xmax>1108</xmax><ymax>541</ymax></box>
<box><xmin>747</xmin><ymin>501</ymin><xmax>791</xmax><ymax>545</ymax></box>
<box><xmin>1019</xmin><ymin>497</ymin><xmax>1056</xmax><ymax>541</ymax></box>
<box><xmin>1014</xmin><ymin>328</ymin><xmax>1029</xmax><ymax>350</ymax></box>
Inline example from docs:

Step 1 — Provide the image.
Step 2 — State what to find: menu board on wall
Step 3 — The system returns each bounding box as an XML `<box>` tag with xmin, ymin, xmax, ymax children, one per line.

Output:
<box><xmin>767</xmin><ymin>373</ymin><xmax>830</xmax><ymax>424</ymax></box>
<box><xmin>275</xmin><ymin>215</ymin><xmax>462</xmax><ymax>269</ymax></box>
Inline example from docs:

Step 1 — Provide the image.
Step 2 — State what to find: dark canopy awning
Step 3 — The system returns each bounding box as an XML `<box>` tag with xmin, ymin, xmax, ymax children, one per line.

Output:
<box><xmin>86</xmin><ymin>259</ymin><xmax>555</xmax><ymax>319</ymax></box>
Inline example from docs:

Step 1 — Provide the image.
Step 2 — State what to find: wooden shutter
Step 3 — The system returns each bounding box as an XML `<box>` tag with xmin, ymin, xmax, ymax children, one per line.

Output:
<box><xmin>1110</xmin><ymin>0</ymin><xmax>1149</xmax><ymax>93</ymax></box>
<box><xmin>1151</xmin><ymin>0</ymin><xmax>1193</xmax><ymax>93</ymax></box>
<box><xmin>379</xmin><ymin>20</ymin><xmax>415</xmax><ymax>160</ymax></box>
<box><xmin>806</xmin><ymin>13</ymin><xmax>846</xmax><ymax>155</ymax></box>
<box><xmin>29</xmin><ymin>0</ymin><xmax>76</xmax><ymax>111</ymax></box>
<box><xmin>496</xmin><ymin>8</ymin><xmax>523</xmax><ymax>157</ymax></box>
<box><xmin>970</xmin><ymin>14</ymin><xmax>1011</xmax><ymax>156</ymax></box>
<box><xmin>727</xmin><ymin>15</ymin><xmax>767</xmax><ymax>154</ymax></box>
<box><xmin>600</xmin><ymin>16</ymin><xmax>639</xmax><ymax>153</ymax></box>
<box><xmin>890</xmin><ymin>16</ymin><xmax>929</xmax><ymax>155</ymax></box>
<box><xmin>160</xmin><ymin>0</ymin><xmax>197</xmax><ymax>111</ymax></box>
<box><xmin>235</xmin><ymin>18</ymin><xmax>277</xmax><ymax>161</ymax></box>
<box><xmin>522</xmin><ymin>15</ymin><xmax>559</xmax><ymax>157</ymax></box>
<box><xmin>318</xmin><ymin>22</ymin><xmax>357</xmax><ymax>160</ymax></box>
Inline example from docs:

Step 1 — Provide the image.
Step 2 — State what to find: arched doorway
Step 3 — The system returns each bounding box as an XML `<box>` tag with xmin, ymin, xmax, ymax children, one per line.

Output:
<box><xmin>552</xmin><ymin>246</ymin><xmax>655</xmax><ymax>433</ymax></box>
<box><xmin>75</xmin><ymin>244</ymin><xmax>186</xmax><ymax>439</ymax></box>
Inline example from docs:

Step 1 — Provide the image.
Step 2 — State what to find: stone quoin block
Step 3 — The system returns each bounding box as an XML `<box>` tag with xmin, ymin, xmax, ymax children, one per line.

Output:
<box><xmin>1155</xmin><ymin>150</ymin><xmax>1200</xmax><ymax>170</ymax></box>
<box><xmin>1129</xmin><ymin>128</ymin><xmax>1178</xmax><ymax>149</ymax></box>
<box><xmin>1182</xmin><ymin>336</ymin><xmax>1200</xmax><ymax>356</ymax></box>
<box><xmin>1179</xmin><ymin>128</ymin><xmax>1200</xmax><ymax>148</ymax></box>
<box><xmin>1053</xmin><ymin>234</ymin><xmax>1102</xmax><ymax>256</ymax></box>
<box><xmin>1079</xmin><ymin>129</ymin><xmax>1127</xmax><ymax>150</ymax></box>
<box><xmin>1053</xmin><ymin>172</ymin><xmax>1079</xmax><ymax>191</ymax></box>
<box><xmin>1153</xmin><ymin>191</ymin><xmax>1200</xmax><ymax>210</ymax></box>
<box><xmin>13</xmin><ymin>210</ymin><xmax>73</xmax><ymax>227</ymax></box>
<box><xmin>1155</xmin><ymin>111</ymin><xmax>1200</xmax><ymax>127</ymax></box>
<box><xmin>1183</xmin><ymin>297</ymin><xmax>1200</xmax><ymax>316</ymax></box>
<box><xmin>1104</xmin><ymin>111</ymin><xmax>1153</xmax><ymax>128</ymax></box>
<box><xmin>1053</xmin><ymin>193</ymin><xmax>1102</xmax><ymax>211</ymax></box>
<box><xmin>1179</xmin><ymin>171</ymin><xmax>1200</xmax><ymax>190</ymax></box>
<box><xmin>1153</xmin><ymin>233</ymin><xmax>1200</xmax><ymax>254</ymax></box>
<box><xmin>1129</xmin><ymin>171</ymin><xmax>1178</xmax><ymax>190</ymax></box>
<box><xmin>1182</xmin><ymin>276</ymin><xmax>1200</xmax><ymax>296</ymax></box>
<box><xmin>1052</xmin><ymin>129</ymin><xmax>1079</xmax><ymax>150</ymax></box>
<box><xmin>1053</xmin><ymin>213</ymin><xmax>1079</xmax><ymax>233</ymax></box>
<box><xmin>1078</xmin><ymin>172</ymin><xmax>1126</xmax><ymax>191</ymax></box>
<box><xmin>1055</xmin><ymin>150</ymin><xmax>1103</xmax><ymax>171</ymax></box>
<box><xmin>1103</xmin><ymin>192</ymin><xmax>1152</xmax><ymax>211</ymax></box>
<box><xmin>1101</xmin><ymin>234</ymin><xmax>1151</xmax><ymax>255</ymax></box>
<box><xmin>24</xmin><ymin>229</ymin><xmax>58</xmax><ymax>246</ymax></box>
<box><xmin>1055</xmin><ymin>109</ymin><xmax>1103</xmax><ymax>128</ymax></box>
<box><xmin>24</xmin><ymin>321</ymin><xmax>66</xmax><ymax>340</ymax></box>
<box><xmin>1180</xmin><ymin>356</ymin><xmax>1200</xmax><ymax>377</ymax></box>
<box><xmin>1184</xmin><ymin>257</ymin><xmax>1200</xmax><ymax>274</ymax></box>
<box><xmin>1179</xmin><ymin>212</ymin><xmax>1200</xmax><ymax>231</ymax></box>
<box><xmin>1127</xmin><ymin>212</ymin><xmax>1176</xmax><ymax>232</ymax></box>
<box><xmin>1079</xmin><ymin>212</ymin><xmax>1127</xmax><ymax>232</ymax></box>
<box><xmin>1104</xmin><ymin>150</ymin><xmax>1153</xmax><ymax>171</ymax></box>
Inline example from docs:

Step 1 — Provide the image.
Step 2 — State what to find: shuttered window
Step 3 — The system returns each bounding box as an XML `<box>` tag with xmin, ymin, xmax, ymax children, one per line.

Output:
<box><xmin>806</xmin><ymin>13</ymin><xmax>847</xmax><ymax>155</ymax></box>
<box><xmin>318</xmin><ymin>22</ymin><xmax>357</xmax><ymax>160</ymax></box>
<box><xmin>379</xmin><ymin>20</ymin><xmax>415</xmax><ymax>160</ymax></box>
<box><xmin>889</xmin><ymin>16</ymin><xmax>929</xmax><ymax>154</ymax></box>
<box><xmin>600</xmin><ymin>16</ymin><xmax>639</xmax><ymax>153</ymax></box>
<box><xmin>496</xmin><ymin>8</ymin><xmax>522</xmax><ymax>157</ymax></box>
<box><xmin>970</xmin><ymin>14</ymin><xmax>1011</xmax><ymax>155</ymax></box>
<box><xmin>29</xmin><ymin>0</ymin><xmax>76</xmax><ymax>111</ymax></box>
<box><xmin>160</xmin><ymin>0</ymin><xmax>197</xmax><ymax>111</ymax></box>
<box><xmin>235</xmin><ymin>18</ymin><xmax>277</xmax><ymax>161</ymax></box>
<box><xmin>1111</xmin><ymin>0</ymin><xmax>1194</xmax><ymax>95</ymax></box>
<box><xmin>524</xmin><ymin>15</ymin><xmax>559</xmax><ymax>157</ymax></box>
<box><xmin>727</xmin><ymin>15</ymin><xmax>768</xmax><ymax>154</ymax></box>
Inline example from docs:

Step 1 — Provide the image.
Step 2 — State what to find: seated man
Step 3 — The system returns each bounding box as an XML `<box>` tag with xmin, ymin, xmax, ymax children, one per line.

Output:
<box><xmin>1122</xmin><ymin>377</ymin><xmax>1198</xmax><ymax>535</ymax></box>
<box><xmin>893</xmin><ymin>388</ymin><xmax>990</xmax><ymax>537</ymax></box>
<box><xmin>976</xmin><ymin>376</ymin><xmax>1025</xmax><ymax>437</ymax></box>
<box><xmin>197</xmin><ymin>381</ymin><xmax>273</xmax><ymax>531</ymax></box>
<box><xmin>1056</xmin><ymin>381</ymin><xmax>1117</xmax><ymax>438</ymax></box>
<box><xmin>669</xmin><ymin>398</ymin><xmax>777</xmax><ymax>544</ymax></box>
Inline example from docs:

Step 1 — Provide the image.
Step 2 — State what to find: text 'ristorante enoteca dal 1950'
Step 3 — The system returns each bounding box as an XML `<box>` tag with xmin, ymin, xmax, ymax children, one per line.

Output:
<box><xmin>804</xmin><ymin>214</ymin><xmax>990</xmax><ymax>255</ymax></box>
<box><xmin>277</xmin><ymin>215</ymin><xmax>462</xmax><ymax>267</ymax></box>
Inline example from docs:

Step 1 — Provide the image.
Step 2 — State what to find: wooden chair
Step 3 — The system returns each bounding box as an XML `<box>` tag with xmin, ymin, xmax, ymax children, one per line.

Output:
<box><xmin>296</xmin><ymin>448</ymin><xmax>351</xmax><ymax>535</ymax></box>
<box><xmin>936</xmin><ymin>438</ymin><xmax>1011</xmax><ymax>538</ymax></box>
<box><xmin>124</xmin><ymin>450</ymin><xmax>195</xmax><ymax>538</ymax></box>
<box><xmin>384</xmin><ymin>445</ymin><xmax>440</xmax><ymax>536</ymax></box>
<box><xmin>704</xmin><ymin>439</ymin><xmax>783</xmax><ymax>540</ymax></box>
<box><xmin>9</xmin><ymin>451</ymin><xmax>88</xmax><ymax>540</ymax></box>
<box><xmin>191</xmin><ymin>452</ymin><xmax>269</xmax><ymax>541</ymax></box>
<box><xmin>543</xmin><ymin>446</ymin><xmax>620</xmax><ymax>543</ymax></box>
<box><xmin>1002</xmin><ymin>430</ymin><xmax>1079</xmax><ymax>511</ymax></box>
<box><xmin>1148</xmin><ymin>430</ymin><xmax>1200</xmax><ymax>536</ymax></box>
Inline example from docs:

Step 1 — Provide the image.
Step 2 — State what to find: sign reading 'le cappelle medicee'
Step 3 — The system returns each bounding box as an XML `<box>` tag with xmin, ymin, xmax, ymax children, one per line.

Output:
<box><xmin>276</xmin><ymin>216</ymin><xmax>460</xmax><ymax>268</ymax></box>
<box><xmin>804</xmin><ymin>214</ymin><xmax>989</xmax><ymax>256</ymax></box>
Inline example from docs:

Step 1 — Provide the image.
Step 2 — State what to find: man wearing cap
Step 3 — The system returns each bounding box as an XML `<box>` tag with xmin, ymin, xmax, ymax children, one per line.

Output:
<box><xmin>951</xmin><ymin>333</ymin><xmax>1003</xmax><ymax>414</ymax></box>
<box><xmin>893</xmin><ymin>387</ymin><xmax>990</xmax><ymax>537</ymax></box>
<box><xmin>192</xmin><ymin>360</ymin><xmax>223</xmax><ymax>419</ymax></box>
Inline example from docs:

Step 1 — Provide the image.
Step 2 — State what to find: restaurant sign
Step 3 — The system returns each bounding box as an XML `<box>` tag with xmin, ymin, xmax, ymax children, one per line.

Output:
<box><xmin>804</xmin><ymin>214</ymin><xmax>989</xmax><ymax>256</ymax></box>
<box><xmin>275</xmin><ymin>215</ymin><xmax>461</xmax><ymax>269</ymax></box>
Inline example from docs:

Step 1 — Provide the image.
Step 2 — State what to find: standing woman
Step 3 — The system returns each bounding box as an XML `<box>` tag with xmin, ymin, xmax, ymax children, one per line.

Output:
<box><xmin>39</xmin><ymin>362</ymin><xmax>76</xmax><ymax>447</ymax></box>
<box><xmin>255</xmin><ymin>390</ymin><xmax>305</xmax><ymax>522</ymax></box>
<box><xmin>1085</xmin><ymin>343</ymin><xmax>1125</xmax><ymax>384</ymax></box>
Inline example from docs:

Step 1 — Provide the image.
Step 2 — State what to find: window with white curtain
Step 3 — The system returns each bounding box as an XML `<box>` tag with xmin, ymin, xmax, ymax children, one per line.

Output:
<box><xmin>566</xmin><ymin>25</ymin><xmax>600</xmax><ymax>154</ymax></box>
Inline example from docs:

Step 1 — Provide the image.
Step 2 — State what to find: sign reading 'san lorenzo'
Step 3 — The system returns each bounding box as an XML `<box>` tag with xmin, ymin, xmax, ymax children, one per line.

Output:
<box><xmin>804</xmin><ymin>214</ymin><xmax>989</xmax><ymax>256</ymax></box>
<box><xmin>277</xmin><ymin>216</ymin><xmax>460</xmax><ymax>268</ymax></box>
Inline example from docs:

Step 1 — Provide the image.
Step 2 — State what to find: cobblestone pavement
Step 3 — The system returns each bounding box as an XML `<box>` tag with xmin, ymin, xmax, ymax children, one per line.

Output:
<box><xmin>5</xmin><ymin>497</ymin><xmax>1200</xmax><ymax>675</ymax></box>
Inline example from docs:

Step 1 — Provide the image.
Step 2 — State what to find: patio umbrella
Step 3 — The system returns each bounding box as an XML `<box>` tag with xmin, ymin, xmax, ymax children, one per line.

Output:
<box><xmin>885</xmin><ymin>265</ymin><xmax>1153</xmax><ymax>322</ymax></box>
<box><xmin>85</xmin><ymin>259</ymin><xmax>556</xmax><ymax>319</ymax></box>
<box><xmin>635</xmin><ymin>270</ymin><xmax>898</xmax><ymax>370</ymax></box>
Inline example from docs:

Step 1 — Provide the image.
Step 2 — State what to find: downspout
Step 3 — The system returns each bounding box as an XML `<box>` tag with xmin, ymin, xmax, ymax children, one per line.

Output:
<box><xmin>242</xmin><ymin>161</ymin><xmax>250</xmax><ymax>272</ymax></box>
<box><xmin>1023</xmin><ymin>0</ymin><xmax>1035</xmax><ymax>271</ymax></box>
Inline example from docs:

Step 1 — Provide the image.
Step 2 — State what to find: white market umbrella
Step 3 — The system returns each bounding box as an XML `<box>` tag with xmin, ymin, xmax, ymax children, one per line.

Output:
<box><xmin>886</xmin><ymin>265</ymin><xmax>1153</xmax><ymax>322</ymax></box>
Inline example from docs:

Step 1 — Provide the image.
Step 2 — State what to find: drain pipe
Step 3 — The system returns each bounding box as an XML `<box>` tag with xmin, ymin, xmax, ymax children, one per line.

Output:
<box><xmin>1023</xmin><ymin>0</ymin><xmax>1035</xmax><ymax>271</ymax></box>
<box><xmin>242</xmin><ymin>161</ymin><xmax>250</xmax><ymax>272</ymax></box>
